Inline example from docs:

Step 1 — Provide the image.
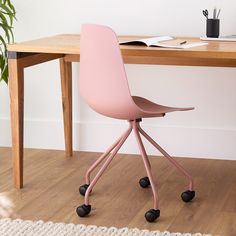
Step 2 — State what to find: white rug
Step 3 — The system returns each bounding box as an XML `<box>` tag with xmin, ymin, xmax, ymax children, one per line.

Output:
<box><xmin>0</xmin><ymin>218</ymin><xmax>212</xmax><ymax>236</ymax></box>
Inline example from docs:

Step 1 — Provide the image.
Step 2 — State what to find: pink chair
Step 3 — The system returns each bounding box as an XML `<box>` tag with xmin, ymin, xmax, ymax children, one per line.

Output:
<box><xmin>77</xmin><ymin>24</ymin><xmax>195</xmax><ymax>222</ymax></box>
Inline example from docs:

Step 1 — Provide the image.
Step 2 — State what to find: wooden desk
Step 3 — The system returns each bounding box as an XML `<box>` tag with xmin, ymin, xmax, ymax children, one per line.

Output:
<box><xmin>7</xmin><ymin>34</ymin><xmax>236</xmax><ymax>189</ymax></box>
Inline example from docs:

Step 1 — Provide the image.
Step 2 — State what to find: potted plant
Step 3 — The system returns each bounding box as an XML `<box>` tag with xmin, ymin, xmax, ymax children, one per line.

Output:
<box><xmin>0</xmin><ymin>0</ymin><xmax>16</xmax><ymax>83</ymax></box>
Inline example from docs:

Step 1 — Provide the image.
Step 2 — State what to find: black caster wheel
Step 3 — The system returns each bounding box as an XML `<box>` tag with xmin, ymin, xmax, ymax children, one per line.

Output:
<box><xmin>145</xmin><ymin>209</ymin><xmax>160</xmax><ymax>222</ymax></box>
<box><xmin>79</xmin><ymin>184</ymin><xmax>90</xmax><ymax>196</ymax></box>
<box><xmin>139</xmin><ymin>176</ymin><xmax>150</xmax><ymax>188</ymax></box>
<box><xmin>76</xmin><ymin>204</ymin><xmax>91</xmax><ymax>217</ymax></box>
<box><xmin>181</xmin><ymin>190</ymin><xmax>195</xmax><ymax>202</ymax></box>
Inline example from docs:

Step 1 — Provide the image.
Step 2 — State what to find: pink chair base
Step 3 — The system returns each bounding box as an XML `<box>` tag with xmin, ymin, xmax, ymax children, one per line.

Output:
<box><xmin>82</xmin><ymin>119</ymin><xmax>194</xmax><ymax>210</ymax></box>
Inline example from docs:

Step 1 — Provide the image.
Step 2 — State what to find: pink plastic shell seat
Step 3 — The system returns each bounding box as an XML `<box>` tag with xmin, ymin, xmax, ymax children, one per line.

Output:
<box><xmin>79</xmin><ymin>24</ymin><xmax>194</xmax><ymax>120</ymax></box>
<box><xmin>77</xmin><ymin>24</ymin><xmax>195</xmax><ymax>223</ymax></box>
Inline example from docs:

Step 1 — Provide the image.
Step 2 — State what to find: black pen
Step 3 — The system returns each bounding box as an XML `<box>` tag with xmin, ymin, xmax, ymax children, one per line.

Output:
<box><xmin>179</xmin><ymin>41</ymin><xmax>187</xmax><ymax>45</ymax></box>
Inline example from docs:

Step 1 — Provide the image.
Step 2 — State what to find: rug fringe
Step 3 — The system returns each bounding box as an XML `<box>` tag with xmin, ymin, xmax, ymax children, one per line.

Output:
<box><xmin>0</xmin><ymin>218</ymin><xmax>212</xmax><ymax>236</ymax></box>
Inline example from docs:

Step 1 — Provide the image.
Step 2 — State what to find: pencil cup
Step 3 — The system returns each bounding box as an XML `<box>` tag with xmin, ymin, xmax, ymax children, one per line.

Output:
<box><xmin>206</xmin><ymin>19</ymin><xmax>220</xmax><ymax>38</ymax></box>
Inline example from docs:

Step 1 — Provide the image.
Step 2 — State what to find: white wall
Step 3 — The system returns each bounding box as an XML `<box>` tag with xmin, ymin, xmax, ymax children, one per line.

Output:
<box><xmin>1</xmin><ymin>0</ymin><xmax>236</xmax><ymax>160</ymax></box>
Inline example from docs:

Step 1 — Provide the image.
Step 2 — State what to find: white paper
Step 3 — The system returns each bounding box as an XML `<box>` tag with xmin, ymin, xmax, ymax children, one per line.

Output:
<box><xmin>139</xmin><ymin>36</ymin><xmax>173</xmax><ymax>46</ymax></box>
<box><xmin>152</xmin><ymin>42</ymin><xmax>208</xmax><ymax>49</ymax></box>
<box><xmin>200</xmin><ymin>36</ymin><xmax>236</xmax><ymax>42</ymax></box>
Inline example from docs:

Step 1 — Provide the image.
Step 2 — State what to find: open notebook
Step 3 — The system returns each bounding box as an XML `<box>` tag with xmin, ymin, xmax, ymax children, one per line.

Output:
<box><xmin>120</xmin><ymin>37</ymin><xmax>208</xmax><ymax>49</ymax></box>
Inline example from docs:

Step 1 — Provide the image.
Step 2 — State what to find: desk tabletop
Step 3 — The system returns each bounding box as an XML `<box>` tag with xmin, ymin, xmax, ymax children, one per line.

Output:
<box><xmin>7</xmin><ymin>34</ymin><xmax>236</xmax><ymax>60</ymax></box>
<box><xmin>7</xmin><ymin>34</ymin><xmax>236</xmax><ymax>68</ymax></box>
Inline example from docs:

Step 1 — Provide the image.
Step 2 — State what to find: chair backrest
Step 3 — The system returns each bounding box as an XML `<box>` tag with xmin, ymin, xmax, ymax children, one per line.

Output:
<box><xmin>80</xmin><ymin>24</ymin><xmax>140</xmax><ymax>120</ymax></box>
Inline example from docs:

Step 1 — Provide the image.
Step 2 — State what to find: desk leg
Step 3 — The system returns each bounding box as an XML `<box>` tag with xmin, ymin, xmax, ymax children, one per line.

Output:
<box><xmin>8</xmin><ymin>58</ymin><xmax>24</xmax><ymax>189</ymax></box>
<box><xmin>59</xmin><ymin>58</ymin><xmax>73</xmax><ymax>157</ymax></box>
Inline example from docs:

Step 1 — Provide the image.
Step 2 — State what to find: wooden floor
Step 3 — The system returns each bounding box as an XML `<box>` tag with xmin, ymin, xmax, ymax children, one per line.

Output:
<box><xmin>0</xmin><ymin>147</ymin><xmax>236</xmax><ymax>236</ymax></box>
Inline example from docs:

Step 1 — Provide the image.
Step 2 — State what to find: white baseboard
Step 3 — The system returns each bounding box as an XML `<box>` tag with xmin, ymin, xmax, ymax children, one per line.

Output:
<box><xmin>1</xmin><ymin>117</ymin><xmax>236</xmax><ymax>160</ymax></box>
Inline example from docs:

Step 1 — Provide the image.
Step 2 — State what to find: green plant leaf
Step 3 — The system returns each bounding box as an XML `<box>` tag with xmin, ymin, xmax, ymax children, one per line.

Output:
<box><xmin>0</xmin><ymin>10</ymin><xmax>13</xmax><ymax>25</ymax></box>
<box><xmin>0</xmin><ymin>4</ymin><xmax>13</xmax><ymax>15</ymax></box>
<box><xmin>0</xmin><ymin>8</ymin><xmax>9</xmax><ymax>22</ymax></box>
<box><xmin>0</xmin><ymin>35</ymin><xmax>7</xmax><ymax>49</ymax></box>
<box><xmin>0</xmin><ymin>23</ymin><xmax>11</xmax><ymax>43</ymax></box>
<box><xmin>5</xmin><ymin>0</ymin><xmax>16</xmax><ymax>15</ymax></box>
<box><xmin>0</xmin><ymin>3</ymin><xmax>15</xmax><ymax>25</ymax></box>
<box><xmin>0</xmin><ymin>0</ymin><xmax>16</xmax><ymax>83</ymax></box>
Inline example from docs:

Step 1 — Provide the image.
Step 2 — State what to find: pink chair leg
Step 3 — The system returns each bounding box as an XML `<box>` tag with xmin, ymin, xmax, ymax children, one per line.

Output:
<box><xmin>137</xmin><ymin>123</ymin><xmax>194</xmax><ymax>191</ymax></box>
<box><xmin>85</xmin><ymin>134</ymin><xmax>124</xmax><ymax>184</ymax></box>
<box><xmin>133</xmin><ymin>121</ymin><xmax>159</xmax><ymax>210</ymax></box>
<box><xmin>84</xmin><ymin>123</ymin><xmax>132</xmax><ymax>205</ymax></box>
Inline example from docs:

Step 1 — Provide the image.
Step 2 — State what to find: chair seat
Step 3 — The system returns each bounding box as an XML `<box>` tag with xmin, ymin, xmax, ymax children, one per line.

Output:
<box><xmin>132</xmin><ymin>96</ymin><xmax>194</xmax><ymax>118</ymax></box>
